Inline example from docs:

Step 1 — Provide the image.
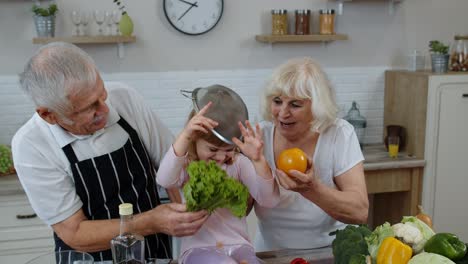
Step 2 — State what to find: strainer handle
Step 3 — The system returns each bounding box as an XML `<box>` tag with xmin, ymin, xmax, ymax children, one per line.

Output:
<box><xmin>180</xmin><ymin>89</ymin><xmax>194</xmax><ymax>99</ymax></box>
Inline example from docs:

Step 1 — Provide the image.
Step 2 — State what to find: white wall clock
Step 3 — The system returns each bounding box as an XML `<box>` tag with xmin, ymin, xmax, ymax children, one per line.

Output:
<box><xmin>163</xmin><ymin>0</ymin><xmax>224</xmax><ymax>35</ymax></box>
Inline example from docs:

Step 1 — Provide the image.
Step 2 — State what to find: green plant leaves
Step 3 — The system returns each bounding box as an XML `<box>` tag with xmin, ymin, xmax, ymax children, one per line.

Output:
<box><xmin>32</xmin><ymin>4</ymin><xmax>58</xmax><ymax>17</ymax></box>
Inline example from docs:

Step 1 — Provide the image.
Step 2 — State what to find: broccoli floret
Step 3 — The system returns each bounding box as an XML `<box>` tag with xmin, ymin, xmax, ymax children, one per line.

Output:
<box><xmin>349</xmin><ymin>254</ymin><xmax>367</xmax><ymax>264</ymax></box>
<box><xmin>331</xmin><ymin>225</ymin><xmax>372</xmax><ymax>264</ymax></box>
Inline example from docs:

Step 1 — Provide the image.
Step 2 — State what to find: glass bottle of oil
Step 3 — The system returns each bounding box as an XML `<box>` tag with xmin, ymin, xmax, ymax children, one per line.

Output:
<box><xmin>111</xmin><ymin>203</ymin><xmax>145</xmax><ymax>264</ymax></box>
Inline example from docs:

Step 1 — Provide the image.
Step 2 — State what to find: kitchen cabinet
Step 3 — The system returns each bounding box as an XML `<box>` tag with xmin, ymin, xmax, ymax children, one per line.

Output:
<box><xmin>0</xmin><ymin>175</ymin><xmax>54</xmax><ymax>263</ymax></box>
<box><xmin>384</xmin><ymin>70</ymin><xmax>468</xmax><ymax>241</ymax></box>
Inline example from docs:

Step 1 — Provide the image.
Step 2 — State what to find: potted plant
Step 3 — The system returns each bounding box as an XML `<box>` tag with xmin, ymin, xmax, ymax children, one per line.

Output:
<box><xmin>32</xmin><ymin>2</ymin><xmax>58</xmax><ymax>37</ymax></box>
<box><xmin>429</xmin><ymin>40</ymin><xmax>449</xmax><ymax>73</ymax></box>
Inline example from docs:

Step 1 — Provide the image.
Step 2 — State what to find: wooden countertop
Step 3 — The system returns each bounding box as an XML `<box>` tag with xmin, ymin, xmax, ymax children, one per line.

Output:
<box><xmin>362</xmin><ymin>144</ymin><xmax>425</xmax><ymax>171</ymax></box>
<box><xmin>0</xmin><ymin>144</ymin><xmax>425</xmax><ymax>196</ymax></box>
<box><xmin>0</xmin><ymin>173</ymin><xmax>23</xmax><ymax>196</ymax></box>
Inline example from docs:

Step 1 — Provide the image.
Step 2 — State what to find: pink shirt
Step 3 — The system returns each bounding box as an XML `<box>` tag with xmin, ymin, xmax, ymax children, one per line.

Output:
<box><xmin>156</xmin><ymin>146</ymin><xmax>280</xmax><ymax>260</ymax></box>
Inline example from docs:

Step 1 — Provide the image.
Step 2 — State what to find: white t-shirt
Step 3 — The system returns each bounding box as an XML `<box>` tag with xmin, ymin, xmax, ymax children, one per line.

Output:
<box><xmin>12</xmin><ymin>82</ymin><xmax>174</xmax><ymax>226</ymax></box>
<box><xmin>254</xmin><ymin>119</ymin><xmax>364</xmax><ymax>251</ymax></box>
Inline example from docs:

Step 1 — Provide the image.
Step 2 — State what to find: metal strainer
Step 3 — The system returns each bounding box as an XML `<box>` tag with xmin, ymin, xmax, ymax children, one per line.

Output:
<box><xmin>181</xmin><ymin>84</ymin><xmax>249</xmax><ymax>145</ymax></box>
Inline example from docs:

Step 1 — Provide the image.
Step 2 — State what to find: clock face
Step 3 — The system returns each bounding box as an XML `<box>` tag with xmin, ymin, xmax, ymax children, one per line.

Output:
<box><xmin>163</xmin><ymin>0</ymin><xmax>223</xmax><ymax>35</ymax></box>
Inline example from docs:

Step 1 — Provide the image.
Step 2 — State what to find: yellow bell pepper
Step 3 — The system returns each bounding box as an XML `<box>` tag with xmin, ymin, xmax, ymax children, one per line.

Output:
<box><xmin>377</xmin><ymin>237</ymin><xmax>412</xmax><ymax>264</ymax></box>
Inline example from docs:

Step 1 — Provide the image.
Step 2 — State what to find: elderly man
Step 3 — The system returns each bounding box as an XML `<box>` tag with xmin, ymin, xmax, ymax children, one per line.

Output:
<box><xmin>12</xmin><ymin>42</ymin><xmax>208</xmax><ymax>262</ymax></box>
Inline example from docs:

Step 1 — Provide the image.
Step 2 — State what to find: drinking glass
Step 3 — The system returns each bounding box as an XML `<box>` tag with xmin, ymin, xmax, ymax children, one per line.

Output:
<box><xmin>388</xmin><ymin>136</ymin><xmax>400</xmax><ymax>158</ymax></box>
<box><xmin>26</xmin><ymin>250</ymin><xmax>94</xmax><ymax>264</ymax></box>
<box><xmin>112</xmin><ymin>10</ymin><xmax>122</xmax><ymax>35</ymax></box>
<box><xmin>71</xmin><ymin>10</ymin><xmax>82</xmax><ymax>36</ymax></box>
<box><xmin>94</xmin><ymin>10</ymin><xmax>105</xmax><ymax>35</ymax></box>
<box><xmin>80</xmin><ymin>11</ymin><xmax>89</xmax><ymax>36</ymax></box>
<box><xmin>105</xmin><ymin>11</ymin><xmax>113</xmax><ymax>35</ymax></box>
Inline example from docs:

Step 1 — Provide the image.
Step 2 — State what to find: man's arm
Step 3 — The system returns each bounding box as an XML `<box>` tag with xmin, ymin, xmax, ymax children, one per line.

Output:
<box><xmin>53</xmin><ymin>203</ymin><xmax>208</xmax><ymax>252</ymax></box>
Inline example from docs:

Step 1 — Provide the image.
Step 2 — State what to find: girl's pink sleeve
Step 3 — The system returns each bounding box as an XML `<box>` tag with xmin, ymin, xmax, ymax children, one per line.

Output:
<box><xmin>237</xmin><ymin>155</ymin><xmax>280</xmax><ymax>208</ymax></box>
<box><xmin>155</xmin><ymin>145</ymin><xmax>188</xmax><ymax>188</ymax></box>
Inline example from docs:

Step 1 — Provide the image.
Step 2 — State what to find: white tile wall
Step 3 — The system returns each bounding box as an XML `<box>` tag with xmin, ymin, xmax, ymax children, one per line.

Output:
<box><xmin>0</xmin><ymin>67</ymin><xmax>387</xmax><ymax>145</ymax></box>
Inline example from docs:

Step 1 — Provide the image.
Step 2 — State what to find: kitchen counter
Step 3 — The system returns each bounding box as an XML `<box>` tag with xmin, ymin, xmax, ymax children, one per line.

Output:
<box><xmin>0</xmin><ymin>145</ymin><xmax>423</xmax><ymax>262</ymax></box>
<box><xmin>0</xmin><ymin>173</ymin><xmax>24</xmax><ymax>196</ymax></box>
<box><xmin>0</xmin><ymin>144</ymin><xmax>424</xmax><ymax>229</ymax></box>
<box><xmin>257</xmin><ymin>247</ymin><xmax>333</xmax><ymax>264</ymax></box>
<box><xmin>362</xmin><ymin>143</ymin><xmax>425</xmax><ymax>171</ymax></box>
<box><xmin>0</xmin><ymin>144</ymin><xmax>424</xmax><ymax>196</ymax></box>
<box><xmin>167</xmin><ymin>247</ymin><xmax>334</xmax><ymax>264</ymax></box>
<box><xmin>361</xmin><ymin>144</ymin><xmax>425</xmax><ymax>228</ymax></box>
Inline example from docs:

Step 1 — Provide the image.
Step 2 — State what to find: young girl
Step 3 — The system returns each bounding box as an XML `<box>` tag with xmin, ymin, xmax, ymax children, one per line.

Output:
<box><xmin>156</xmin><ymin>101</ymin><xmax>280</xmax><ymax>264</ymax></box>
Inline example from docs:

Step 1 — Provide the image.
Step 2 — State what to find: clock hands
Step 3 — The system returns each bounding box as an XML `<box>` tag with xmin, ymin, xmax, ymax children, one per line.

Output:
<box><xmin>178</xmin><ymin>0</ymin><xmax>198</xmax><ymax>7</ymax></box>
<box><xmin>178</xmin><ymin>1</ymin><xmax>198</xmax><ymax>21</ymax></box>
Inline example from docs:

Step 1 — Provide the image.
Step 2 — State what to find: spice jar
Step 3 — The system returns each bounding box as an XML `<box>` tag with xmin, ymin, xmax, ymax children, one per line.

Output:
<box><xmin>449</xmin><ymin>39</ymin><xmax>468</xmax><ymax>71</ymax></box>
<box><xmin>295</xmin><ymin>9</ymin><xmax>310</xmax><ymax>35</ymax></box>
<box><xmin>319</xmin><ymin>9</ymin><xmax>335</xmax><ymax>35</ymax></box>
<box><xmin>271</xmin><ymin>9</ymin><xmax>288</xmax><ymax>35</ymax></box>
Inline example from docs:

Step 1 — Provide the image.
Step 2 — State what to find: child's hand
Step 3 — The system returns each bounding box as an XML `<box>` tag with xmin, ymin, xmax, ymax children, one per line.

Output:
<box><xmin>232</xmin><ymin>120</ymin><xmax>264</xmax><ymax>162</ymax></box>
<box><xmin>182</xmin><ymin>102</ymin><xmax>218</xmax><ymax>141</ymax></box>
<box><xmin>173</xmin><ymin>102</ymin><xmax>218</xmax><ymax>157</ymax></box>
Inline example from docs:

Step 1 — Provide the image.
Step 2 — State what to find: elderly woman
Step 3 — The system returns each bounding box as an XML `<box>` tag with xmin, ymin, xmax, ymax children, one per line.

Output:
<box><xmin>253</xmin><ymin>57</ymin><xmax>369</xmax><ymax>251</ymax></box>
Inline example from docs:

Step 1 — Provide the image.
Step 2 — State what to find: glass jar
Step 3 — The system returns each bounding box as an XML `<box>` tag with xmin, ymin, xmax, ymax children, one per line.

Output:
<box><xmin>271</xmin><ymin>9</ymin><xmax>288</xmax><ymax>35</ymax></box>
<box><xmin>319</xmin><ymin>9</ymin><xmax>335</xmax><ymax>35</ymax></box>
<box><xmin>449</xmin><ymin>39</ymin><xmax>468</xmax><ymax>72</ymax></box>
<box><xmin>294</xmin><ymin>9</ymin><xmax>310</xmax><ymax>35</ymax></box>
<box><xmin>407</xmin><ymin>50</ymin><xmax>425</xmax><ymax>71</ymax></box>
<box><xmin>343</xmin><ymin>101</ymin><xmax>367</xmax><ymax>148</ymax></box>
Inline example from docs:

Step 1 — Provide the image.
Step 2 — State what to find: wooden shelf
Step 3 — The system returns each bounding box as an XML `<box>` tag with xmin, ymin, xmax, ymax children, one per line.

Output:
<box><xmin>330</xmin><ymin>0</ymin><xmax>403</xmax><ymax>15</ymax></box>
<box><xmin>455</xmin><ymin>35</ymin><xmax>468</xmax><ymax>40</ymax></box>
<box><xmin>255</xmin><ymin>34</ymin><xmax>348</xmax><ymax>43</ymax></box>
<box><xmin>32</xmin><ymin>35</ymin><xmax>136</xmax><ymax>44</ymax></box>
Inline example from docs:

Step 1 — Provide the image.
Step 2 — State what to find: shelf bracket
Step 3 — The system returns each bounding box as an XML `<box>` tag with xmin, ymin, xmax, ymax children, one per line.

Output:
<box><xmin>117</xmin><ymin>43</ymin><xmax>125</xmax><ymax>59</ymax></box>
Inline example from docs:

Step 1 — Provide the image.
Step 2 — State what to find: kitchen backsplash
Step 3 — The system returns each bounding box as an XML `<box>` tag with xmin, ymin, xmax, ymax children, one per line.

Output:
<box><xmin>0</xmin><ymin>66</ymin><xmax>387</xmax><ymax>145</ymax></box>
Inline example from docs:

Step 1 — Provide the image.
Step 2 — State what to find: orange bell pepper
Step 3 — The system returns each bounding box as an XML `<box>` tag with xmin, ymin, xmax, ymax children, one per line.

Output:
<box><xmin>377</xmin><ymin>237</ymin><xmax>412</xmax><ymax>264</ymax></box>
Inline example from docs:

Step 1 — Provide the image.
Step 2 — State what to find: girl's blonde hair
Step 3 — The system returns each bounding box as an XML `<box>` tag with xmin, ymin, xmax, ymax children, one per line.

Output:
<box><xmin>260</xmin><ymin>57</ymin><xmax>338</xmax><ymax>133</ymax></box>
<box><xmin>186</xmin><ymin>109</ymin><xmax>237</xmax><ymax>165</ymax></box>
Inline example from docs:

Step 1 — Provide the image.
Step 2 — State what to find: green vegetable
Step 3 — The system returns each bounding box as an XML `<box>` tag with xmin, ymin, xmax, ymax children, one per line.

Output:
<box><xmin>455</xmin><ymin>244</ymin><xmax>468</xmax><ymax>264</ymax></box>
<box><xmin>365</xmin><ymin>222</ymin><xmax>395</xmax><ymax>262</ymax></box>
<box><xmin>183</xmin><ymin>160</ymin><xmax>249</xmax><ymax>217</ymax></box>
<box><xmin>330</xmin><ymin>225</ymin><xmax>372</xmax><ymax>264</ymax></box>
<box><xmin>349</xmin><ymin>254</ymin><xmax>367</xmax><ymax>264</ymax></box>
<box><xmin>401</xmin><ymin>216</ymin><xmax>435</xmax><ymax>253</ymax></box>
<box><xmin>408</xmin><ymin>252</ymin><xmax>455</xmax><ymax>264</ymax></box>
<box><xmin>424</xmin><ymin>233</ymin><xmax>467</xmax><ymax>261</ymax></box>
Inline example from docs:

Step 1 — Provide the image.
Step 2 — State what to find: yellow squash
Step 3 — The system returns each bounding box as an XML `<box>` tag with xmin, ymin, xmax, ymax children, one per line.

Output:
<box><xmin>377</xmin><ymin>237</ymin><xmax>412</xmax><ymax>264</ymax></box>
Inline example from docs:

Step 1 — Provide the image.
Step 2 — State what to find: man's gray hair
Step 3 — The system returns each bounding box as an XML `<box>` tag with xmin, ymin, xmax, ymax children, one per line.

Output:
<box><xmin>19</xmin><ymin>42</ymin><xmax>98</xmax><ymax>116</ymax></box>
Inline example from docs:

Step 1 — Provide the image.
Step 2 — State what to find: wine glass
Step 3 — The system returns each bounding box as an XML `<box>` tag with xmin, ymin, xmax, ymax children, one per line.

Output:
<box><xmin>80</xmin><ymin>11</ymin><xmax>89</xmax><ymax>36</ymax></box>
<box><xmin>93</xmin><ymin>10</ymin><xmax>105</xmax><ymax>35</ymax></box>
<box><xmin>105</xmin><ymin>11</ymin><xmax>113</xmax><ymax>36</ymax></box>
<box><xmin>111</xmin><ymin>10</ymin><xmax>122</xmax><ymax>35</ymax></box>
<box><xmin>71</xmin><ymin>11</ymin><xmax>81</xmax><ymax>36</ymax></box>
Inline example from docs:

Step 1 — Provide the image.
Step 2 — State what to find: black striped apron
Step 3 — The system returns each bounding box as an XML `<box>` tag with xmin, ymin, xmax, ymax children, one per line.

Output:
<box><xmin>54</xmin><ymin>116</ymin><xmax>171</xmax><ymax>262</ymax></box>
